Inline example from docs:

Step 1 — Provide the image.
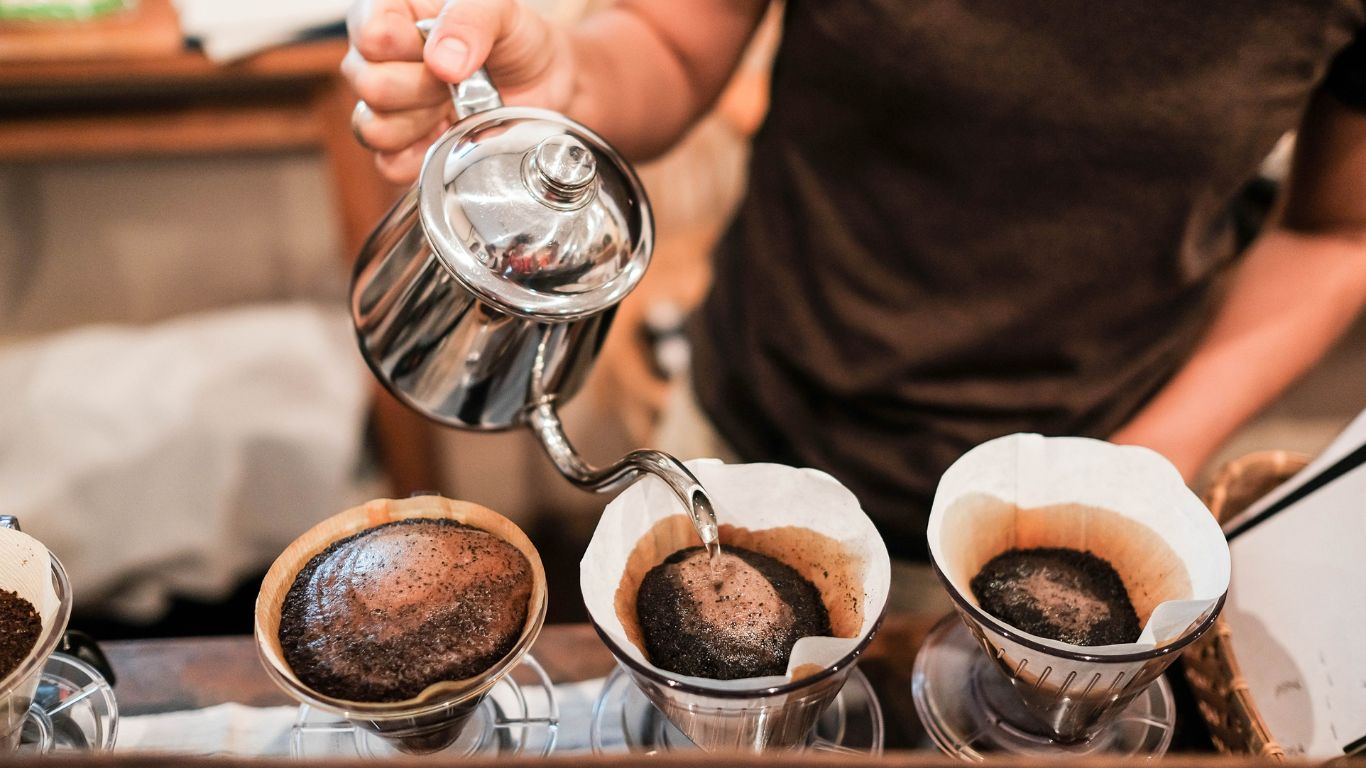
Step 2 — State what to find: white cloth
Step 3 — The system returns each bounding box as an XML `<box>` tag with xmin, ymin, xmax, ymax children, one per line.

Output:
<box><xmin>173</xmin><ymin>0</ymin><xmax>349</xmax><ymax>61</ymax></box>
<box><xmin>172</xmin><ymin>0</ymin><xmax>589</xmax><ymax>62</ymax></box>
<box><xmin>116</xmin><ymin>704</ymin><xmax>298</xmax><ymax>756</ymax></box>
<box><xmin>114</xmin><ymin>678</ymin><xmax>607</xmax><ymax>756</ymax></box>
<box><xmin>0</xmin><ymin>303</ymin><xmax>371</xmax><ymax>620</ymax></box>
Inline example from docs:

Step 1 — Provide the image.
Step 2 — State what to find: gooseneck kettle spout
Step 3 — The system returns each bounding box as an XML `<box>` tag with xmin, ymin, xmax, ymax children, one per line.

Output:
<box><xmin>527</xmin><ymin>401</ymin><xmax>720</xmax><ymax>561</ymax></box>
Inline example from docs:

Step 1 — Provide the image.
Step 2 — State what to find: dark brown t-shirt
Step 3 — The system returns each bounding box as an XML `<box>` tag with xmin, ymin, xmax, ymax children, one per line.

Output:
<box><xmin>690</xmin><ymin>0</ymin><xmax>1366</xmax><ymax>559</ymax></box>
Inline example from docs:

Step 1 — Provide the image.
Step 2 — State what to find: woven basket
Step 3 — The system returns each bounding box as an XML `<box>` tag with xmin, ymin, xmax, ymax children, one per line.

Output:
<box><xmin>1183</xmin><ymin>450</ymin><xmax>1309</xmax><ymax>759</ymax></box>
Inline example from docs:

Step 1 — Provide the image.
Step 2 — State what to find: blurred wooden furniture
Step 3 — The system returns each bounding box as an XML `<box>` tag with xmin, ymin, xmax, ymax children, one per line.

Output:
<box><xmin>0</xmin><ymin>0</ymin><xmax>440</xmax><ymax>496</ymax></box>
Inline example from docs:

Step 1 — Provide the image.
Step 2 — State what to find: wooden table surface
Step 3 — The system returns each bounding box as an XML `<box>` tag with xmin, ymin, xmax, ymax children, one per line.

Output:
<box><xmin>102</xmin><ymin>615</ymin><xmax>1217</xmax><ymax>755</ymax></box>
<box><xmin>104</xmin><ymin>617</ymin><xmax>944</xmax><ymax>750</ymax></box>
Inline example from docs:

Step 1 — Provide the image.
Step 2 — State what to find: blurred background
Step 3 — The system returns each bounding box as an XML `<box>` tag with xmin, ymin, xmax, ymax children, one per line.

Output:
<box><xmin>0</xmin><ymin>0</ymin><xmax>1361</xmax><ymax>639</ymax></box>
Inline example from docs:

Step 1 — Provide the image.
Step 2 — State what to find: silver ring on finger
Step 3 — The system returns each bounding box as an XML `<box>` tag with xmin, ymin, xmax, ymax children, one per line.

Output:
<box><xmin>350</xmin><ymin>100</ymin><xmax>377</xmax><ymax>152</ymax></box>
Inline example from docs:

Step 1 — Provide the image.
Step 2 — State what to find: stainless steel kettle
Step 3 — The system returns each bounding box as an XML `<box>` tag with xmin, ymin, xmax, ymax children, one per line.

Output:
<box><xmin>349</xmin><ymin>58</ymin><xmax>718</xmax><ymax>554</ymax></box>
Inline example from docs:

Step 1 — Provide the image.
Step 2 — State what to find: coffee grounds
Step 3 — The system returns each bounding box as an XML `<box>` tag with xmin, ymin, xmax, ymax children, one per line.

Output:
<box><xmin>970</xmin><ymin>547</ymin><xmax>1139</xmax><ymax>646</ymax></box>
<box><xmin>636</xmin><ymin>545</ymin><xmax>831</xmax><ymax>679</ymax></box>
<box><xmin>279</xmin><ymin>518</ymin><xmax>532</xmax><ymax>702</ymax></box>
<box><xmin>0</xmin><ymin>589</ymin><xmax>42</xmax><ymax>680</ymax></box>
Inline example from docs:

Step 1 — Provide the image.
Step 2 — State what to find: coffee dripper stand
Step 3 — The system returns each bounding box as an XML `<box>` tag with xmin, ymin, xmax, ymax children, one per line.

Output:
<box><xmin>911</xmin><ymin>562</ymin><xmax>1224</xmax><ymax>761</ymax></box>
<box><xmin>588</xmin><ymin>659</ymin><xmax>885</xmax><ymax>756</ymax></box>
<box><xmin>0</xmin><ymin>517</ymin><xmax>118</xmax><ymax>755</ymax></box>
<box><xmin>338</xmin><ymin>26</ymin><xmax>886</xmax><ymax>756</ymax></box>
<box><xmin>290</xmin><ymin>657</ymin><xmax>559</xmax><ymax>759</ymax></box>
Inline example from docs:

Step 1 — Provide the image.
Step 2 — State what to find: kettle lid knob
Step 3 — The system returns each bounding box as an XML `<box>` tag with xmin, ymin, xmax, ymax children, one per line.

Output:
<box><xmin>529</xmin><ymin>135</ymin><xmax>597</xmax><ymax>207</ymax></box>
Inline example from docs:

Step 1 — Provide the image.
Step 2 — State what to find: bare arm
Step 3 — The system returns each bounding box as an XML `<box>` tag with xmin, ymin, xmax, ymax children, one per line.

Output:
<box><xmin>564</xmin><ymin>3</ymin><xmax>768</xmax><ymax>158</ymax></box>
<box><xmin>345</xmin><ymin>0</ymin><xmax>768</xmax><ymax>181</ymax></box>
<box><xmin>1111</xmin><ymin>91</ymin><xmax>1366</xmax><ymax>480</ymax></box>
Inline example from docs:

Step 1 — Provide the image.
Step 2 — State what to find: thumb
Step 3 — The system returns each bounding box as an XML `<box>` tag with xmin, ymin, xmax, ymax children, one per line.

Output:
<box><xmin>424</xmin><ymin>0</ymin><xmax>539</xmax><ymax>85</ymax></box>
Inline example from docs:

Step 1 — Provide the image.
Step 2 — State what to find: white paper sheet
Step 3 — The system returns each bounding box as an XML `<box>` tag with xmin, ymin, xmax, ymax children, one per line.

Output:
<box><xmin>1224</xmin><ymin>442</ymin><xmax>1366</xmax><ymax>756</ymax></box>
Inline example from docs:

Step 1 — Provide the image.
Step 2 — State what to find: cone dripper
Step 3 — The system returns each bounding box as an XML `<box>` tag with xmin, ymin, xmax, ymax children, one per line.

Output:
<box><xmin>582</xmin><ymin>460</ymin><xmax>891</xmax><ymax>752</ymax></box>
<box><xmin>255</xmin><ymin>497</ymin><xmax>548</xmax><ymax>755</ymax></box>
<box><xmin>0</xmin><ymin>524</ymin><xmax>72</xmax><ymax>752</ymax></box>
<box><xmin>917</xmin><ymin>433</ymin><xmax>1230</xmax><ymax>753</ymax></box>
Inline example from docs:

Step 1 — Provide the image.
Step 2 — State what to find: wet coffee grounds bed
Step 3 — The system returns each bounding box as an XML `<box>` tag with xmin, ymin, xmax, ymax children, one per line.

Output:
<box><xmin>0</xmin><ymin>589</ymin><xmax>42</xmax><ymax>679</ymax></box>
<box><xmin>637</xmin><ymin>545</ymin><xmax>831</xmax><ymax>679</ymax></box>
<box><xmin>279</xmin><ymin>518</ymin><xmax>532</xmax><ymax>702</ymax></box>
<box><xmin>970</xmin><ymin>547</ymin><xmax>1139</xmax><ymax>646</ymax></box>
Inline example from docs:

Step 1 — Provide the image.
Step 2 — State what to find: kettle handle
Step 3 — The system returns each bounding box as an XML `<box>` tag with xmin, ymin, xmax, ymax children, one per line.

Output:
<box><xmin>415</xmin><ymin>18</ymin><xmax>505</xmax><ymax>120</ymax></box>
<box><xmin>527</xmin><ymin>401</ymin><xmax>721</xmax><ymax>561</ymax></box>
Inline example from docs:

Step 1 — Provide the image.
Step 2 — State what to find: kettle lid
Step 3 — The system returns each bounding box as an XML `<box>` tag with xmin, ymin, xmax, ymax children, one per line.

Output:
<box><xmin>417</xmin><ymin>107</ymin><xmax>653</xmax><ymax>321</ymax></box>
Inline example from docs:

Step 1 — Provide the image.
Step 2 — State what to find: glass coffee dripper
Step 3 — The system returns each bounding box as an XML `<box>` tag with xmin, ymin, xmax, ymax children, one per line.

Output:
<box><xmin>0</xmin><ymin>544</ymin><xmax>70</xmax><ymax>751</ymax></box>
<box><xmin>913</xmin><ymin>434</ymin><xmax>1230</xmax><ymax>759</ymax></box>
<box><xmin>0</xmin><ymin>518</ymin><xmax>118</xmax><ymax>754</ymax></box>
<box><xmin>255</xmin><ymin>497</ymin><xmax>551</xmax><ymax>756</ymax></box>
<box><xmin>913</xmin><ymin>568</ymin><xmax>1223</xmax><ymax>759</ymax></box>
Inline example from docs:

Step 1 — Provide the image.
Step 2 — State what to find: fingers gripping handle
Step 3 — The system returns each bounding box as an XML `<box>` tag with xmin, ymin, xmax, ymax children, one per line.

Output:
<box><xmin>416</xmin><ymin>18</ymin><xmax>504</xmax><ymax>120</ymax></box>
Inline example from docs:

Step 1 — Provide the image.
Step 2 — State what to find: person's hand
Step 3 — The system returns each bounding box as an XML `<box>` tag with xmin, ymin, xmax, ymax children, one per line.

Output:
<box><xmin>344</xmin><ymin>0</ymin><xmax>575</xmax><ymax>183</ymax></box>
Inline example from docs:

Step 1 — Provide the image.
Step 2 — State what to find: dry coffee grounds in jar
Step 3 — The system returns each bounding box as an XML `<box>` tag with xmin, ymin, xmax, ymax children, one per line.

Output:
<box><xmin>0</xmin><ymin>589</ymin><xmax>42</xmax><ymax>679</ymax></box>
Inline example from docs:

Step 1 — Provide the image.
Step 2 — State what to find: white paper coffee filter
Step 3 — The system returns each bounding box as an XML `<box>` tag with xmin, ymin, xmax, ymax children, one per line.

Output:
<box><xmin>927</xmin><ymin>433</ymin><xmax>1229</xmax><ymax>652</ymax></box>
<box><xmin>581</xmin><ymin>460</ymin><xmax>890</xmax><ymax>690</ymax></box>
<box><xmin>0</xmin><ymin>528</ymin><xmax>59</xmax><ymax>639</ymax></box>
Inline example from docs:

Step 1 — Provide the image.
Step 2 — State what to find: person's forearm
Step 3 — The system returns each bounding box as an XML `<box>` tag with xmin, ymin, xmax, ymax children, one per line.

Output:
<box><xmin>1111</xmin><ymin>226</ymin><xmax>1366</xmax><ymax>480</ymax></box>
<box><xmin>564</xmin><ymin>1</ymin><xmax>767</xmax><ymax>160</ymax></box>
